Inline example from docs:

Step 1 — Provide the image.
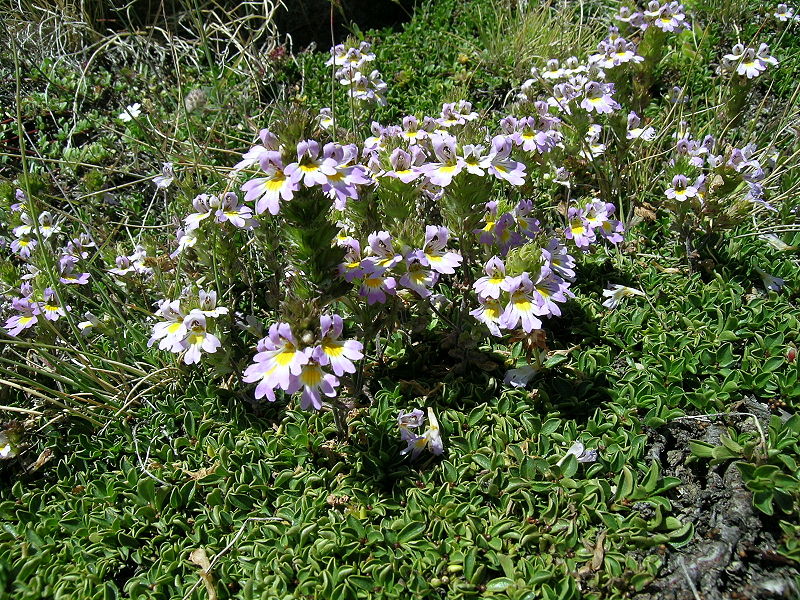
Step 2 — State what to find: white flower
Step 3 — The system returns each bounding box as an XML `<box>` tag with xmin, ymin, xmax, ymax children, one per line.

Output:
<box><xmin>423</xmin><ymin>407</ymin><xmax>444</xmax><ymax>456</ymax></box>
<box><xmin>118</xmin><ymin>103</ymin><xmax>142</xmax><ymax>122</ymax></box>
<box><xmin>503</xmin><ymin>363</ymin><xmax>542</xmax><ymax>388</ymax></box>
<box><xmin>558</xmin><ymin>441</ymin><xmax>598</xmax><ymax>465</ymax></box>
<box><xmin>153</xmin><ymin>163</ymin><xmax>175</xmax><ymax>189</ymax></box>
<box><xmin>0</xmin><ymin>432</ymin><xmax>16</xmax><ymax>459</ymax></box>
<box><xmin>601</xmin><ymin>284</ymin><xmax>645</xmax><ymax>308</ymax></box>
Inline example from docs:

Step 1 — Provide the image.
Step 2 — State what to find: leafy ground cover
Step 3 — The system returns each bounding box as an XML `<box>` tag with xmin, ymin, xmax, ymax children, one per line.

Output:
<box><xmin>1</xmin><ymin>0</ymin><xmax>800</xmax><ymax>599</ymax></box>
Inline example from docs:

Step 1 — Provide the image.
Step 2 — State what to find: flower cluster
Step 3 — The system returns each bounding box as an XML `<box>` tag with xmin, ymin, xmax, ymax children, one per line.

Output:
<box><xmin>522</xmin><ymin>60</ymin><xmax>623</xmax><ymax>117</ymax></box>
<box><xmin>3</xmin><ymin>285</ymin><xmax>67</xmax><ymax>336</ymax></box>
<box><xmin>153</xmin><ymin>162</ymin><xmax>175</xmax><ymax>190</ymax></box>
<box><xmin>398</xmin><ymin>407</ymin><xmax>444</xmax><ymax>459</ymax></box>
<box><xmin>470</xmin><ymin>256</ymin><xmax>573</xmax><ymax>336</ymax></box>
<box><xmin>339</xmin><ymin>226</ymin><xmax>462</xmax><ymax>303</ymax></box>
<box><xmin>663</xmin><ymin>131</ymin><xmax>774</xmax><ymax>211</ymax></box>
<box><xmin>327</xmin><ymin>41</ymin><xmax>387</xmax><ymax>106</ymax></box>
<box><xmin>566</xmin><ymin>200</ymin><xmax>625</xmax><ymax>249</ymax></box>
<box><xmin>109</xmin><ymin>245</ymin><xmax>153</xmax><ymax>278</ymax></box>
<box><xmin>588</xmin><ymin>27</ymin><xmax>645</xmax><ymax>70</ymax></box>
<box><xmin>616</xmin><ymin>1</ymin><xmax>690</xmax><ymax>32</ymax></box>
<box><xmin>239</xmin><ymin>138</ymin><xmax>371</xmax><ymax>214</ymax></box>
<box><xmin>243</xmin><ymin>315</ymin><xmax>363</xmax><ymax>410</ymax></box>
<box><xmin>185</xmin><ymin>192</ymin><xmax>256</xmax><ymax>231</ymax></box>
<box><xmin>365</xmin><ymin>102</ymin><xmax>558</xmax><ymax>189</ymax></box>
<box><xmin>9</xmin><ymin>207</ymin><xmax>61</xmax><ymax>259</ymax></box>
<box><xmin>2</xmin><ymin>194</ymin><xmax>97</xmax><ymax>338</ymax></box>
<box><xmin>148</xmin><ymin>291</ymin><xmax>227</xmax><ymax>365</ymax></box>
<box><xmin>721</xmin><ymin>43</ymin><xmax>778</xmax><ymax>79</ymax></box>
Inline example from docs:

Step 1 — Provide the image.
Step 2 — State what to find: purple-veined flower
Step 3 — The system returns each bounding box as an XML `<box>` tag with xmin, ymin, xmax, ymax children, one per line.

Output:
<box><xmin>58</xmin><ymin>255</ymin><xmax>90</xmax><ymax>285</ymax></box>
<box><xmin>338</xmin><ymin>238</ymin><xmax>367</xmax><ymax>282</ymax></box>
<box><xmin>400</xmin><ymin>115</ymin><xmax>426</xmax><ymax>143</ymax></box>
<box><xmin>40</xmin><ymin>288</ymin><xmax>66</xmax><ymax>322</ymax></box>
<box><xmin>383</xmin><ymin>146</ymin><xmax>425</xmax><ymax>183</ymax></box>
<box><xmin>241</xmin><ymin>152</ymin><xmax>301</xmax><ymax>216</ymax></box>
<box><xmin>514</xmin><ymin>200</ymin><xmax>541</xmax><ymax>239</ymax></box>
<box><xmin>418</xmin><ymin>134</ymin><xmax>464</xmax><ymax>187</ymax></box>
<box><xmin>470</xmin><ymin>296</ymin><xmax>504</xmax><ymax>337</ymax></box>
<box><xmin>367</xmin><ymin>231</ymin><xmax>403</xmax><ymax>271</ymax></box>
<box><xmin>11</xmin><ymin>235</ymin><xmax>36</xmax><ymax>259</ymax></box>
<box><xmin>482</xmin><ymin>136</ymin><xmax>526</xmax><ymax>185</ymax></box>
<box><xmin>171</xmin><ymin>228</ymin><xmax>198</xmax><ymax>259</ymax></box>
<box><xmin>153</xmin><ymin>162</ymin><xmax>175</xmax><ymax>189</ymax></box>
<box><xmin>286</xmin><ymin>354</ymin><xmax>339</xmax><ymax>410</ymax></box>
<box><xmin>185</xmin><ymin>194</ymin><xmax>217</xmax><ymax>231</ymax></box>
<box><xmin>437</xmin><ymin>102</ymin><xmax>465</xmax><ymax>127</ymax></box>
<box><xmin>3</xmin><ymin>298</ymin><xmax>39</xmax><ymax>336</ymax></box>
<box><xmin>358</xmin><ymin>263</ymin><xmax>397</xmax><ymax>304</ymax></box>
<box><xmin>420</xmin><ymin>225</ymin><xmax>462</xmax><ymax>275</ymax></box>
<box><xmin>181</xmin><ymin>310</ymin><xmax>221</xmax><ymax>365</ymax></box>
<box><xmin>565</xmin><ymin>206</ymin><xmax>596</xmax><ymax>250</ymax></box>
<box><xmin>232</xmin><ymin>129</ymin><xmax>280</xmax><ymax>173</ymax></box>
<box><xmin>775</xmin><ymin>3</ymin><xmax>796</xmax><ymax>21</ymax></box>
<box><xmin>198</xmin><ymin>290</ymin><xmax>228</xmax><ymax>318</ymax></box>
<box><xmin>474</xmin><ymin>256</ymin><xmax>508</xmax><ymax>300</ymax></box>
<box><xmin>531</xmin><ymin>266</ymin><xmax>569</xmax><ymax>317</ymax></box>
<box><xmin>399</xmin><ymin>256</ymin><xmax>438</xmax><ymax>298</ymax></box>
<box><xmin>13</xmin><ymin>212</ymin><xmax>33</xmax><ymax>238</ymax></box>
<box><xmin>215</xmin><ymin>192</ymin><xmax>255</xmax><ymax>229</ymax></box>
<box><xmin>653</xmin><ymin>2</ymin><xmax>687</xmax><ymax>32</ymax></box>
<box><xmin>318</xmin><ymin>107</ymin><xmax>334</xmax><ymax>130</ymax></box>
<box><xmin>626</xmin><ymin>111</ymin><xmax>656</xmax><ymax>141</ymax></box>
<box><xmin>313</xmin><ymin>314</ymin><xmax>363</xmax><ymax>376</ymax></box>
<box><xmin>400</xmin><ymin>407</ymin><xmax>444</xmax><ymax>458</ymax></box>
<box><xmin>542</xmin><ymin>59</ymin><xmax>564</xmax><ymax>80</ymax></box>
<box><xmin>543</xmin><ymin>238</ymin><xmax>576</xmax><ymax>281</ymax></box>
<box><xmin>78</xmin><ymin>312</ymin><xmax>101</xmax><ymax>335</ymax></box>
<box><xmin>148</xmin><ymin>299</ymin><xmax>187</xmax><ymax>351</ymax></box>
<box><xmin>664</xmin><ymin>174</ymin><xmax>697</xmax><ymax>201</ymax></box>
<box><xmin>461</xmin><ymin>144</ymin><xmax>486</xmax><ymax>176</ymax></box>
<box><xmin>321</xmin><ymin>143</ymin><xmax>371</xmax><ymax>208</ymax></box>
<box><xmin>243</xmin><ymin>323</ymin><xmax>309</xmax><ymax>400</ymax></box>
<box><xmin>284</xmin><ymin>140</ymin><xmax>338</xmax><ymax>188</ymax></box>
<box><xmin>737</xmin><ymin>47</ymin><xmax>767</xmax><ymax>79</ymax></box>
<box><xmin>11</xmin><ymin>188</ymin><xmax>26</xmax><ymax>212</ymax></box>
<box><xmin>500</xmin><ymin>273</ymin><xmax>543</xmax><ymax>333</ymax></box>
<box><xmin>580</xmin><ymin>82</ymin><xmax>620</xmax><ymax>114</ymax></box>
<box><xmin>559</xmin><ymin>441</ymin><xmax>598</xmax><ymax>464</ymax></box>
<box><xmin>37</xmin><ymin>211</ymin><xmax>60</xmax><ymax>239</ymax></box>
<box><xmin>516</xmin><ymin>117</ymin><xmax>553</xmax><ymax>153</ymax></box>
<box><xmin>398</xmin><ymin>408</ymin><xmax>425</xmax><ymax>440</ymax></box>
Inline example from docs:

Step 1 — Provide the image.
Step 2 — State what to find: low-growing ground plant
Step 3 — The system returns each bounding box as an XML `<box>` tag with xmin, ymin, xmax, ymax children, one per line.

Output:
<box><xmin>1</xmin><ymin>0</ymin><xmax>800</xmax><ymax>598</ymax></box>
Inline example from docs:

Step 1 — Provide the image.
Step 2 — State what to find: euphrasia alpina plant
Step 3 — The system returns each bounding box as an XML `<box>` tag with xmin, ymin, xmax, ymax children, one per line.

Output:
<box><xmin>3</xmin><ymin>0</ymin><xmax>795</xmax><ymax>447</ymax></box>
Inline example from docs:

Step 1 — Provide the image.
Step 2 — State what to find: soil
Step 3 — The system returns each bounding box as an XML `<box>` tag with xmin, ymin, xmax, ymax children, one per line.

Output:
<box><xmin>634</xmin><ymin>399</ymin><xmax>800</xmax><ymax>600</ymax></box>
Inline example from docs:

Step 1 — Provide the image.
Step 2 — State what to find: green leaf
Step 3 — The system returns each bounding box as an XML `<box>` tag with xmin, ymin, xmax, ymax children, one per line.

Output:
<box><xmin>468</xmin><ymin>405</ymin><xmax>487</xmax><ymax>427</ymax></box>
<box><xmin>464</xmin><ymin>546</ymin><xmax>477</xmax><ymax>580</ymax></box>
<box><xmin>752</xmin><ymin>490</ymin><xmax>774</xmax><ymax>515</ymax></box>
<box><xmin>397</xmin><ymin>521</ymin><xmax>426</xmax><ymax>543</ymax></box>
<box><xmin>688</xmin><ymin>440</ymin><xmax>715</xmax><ymax>458</ymax></box>
<box><xmin>485</xmin><ymin>577</ymin><xmax>515</xmax><ymax>592</ymax></box>
<box><xmin>498</xmin><ymin>553</ymin><xmax>515</xmax><ymax>578</ymax></box>
<box><xmin>541</xmin><ymin>419</ymin><xmax>560</xmax><ymax>435</ymax></box>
